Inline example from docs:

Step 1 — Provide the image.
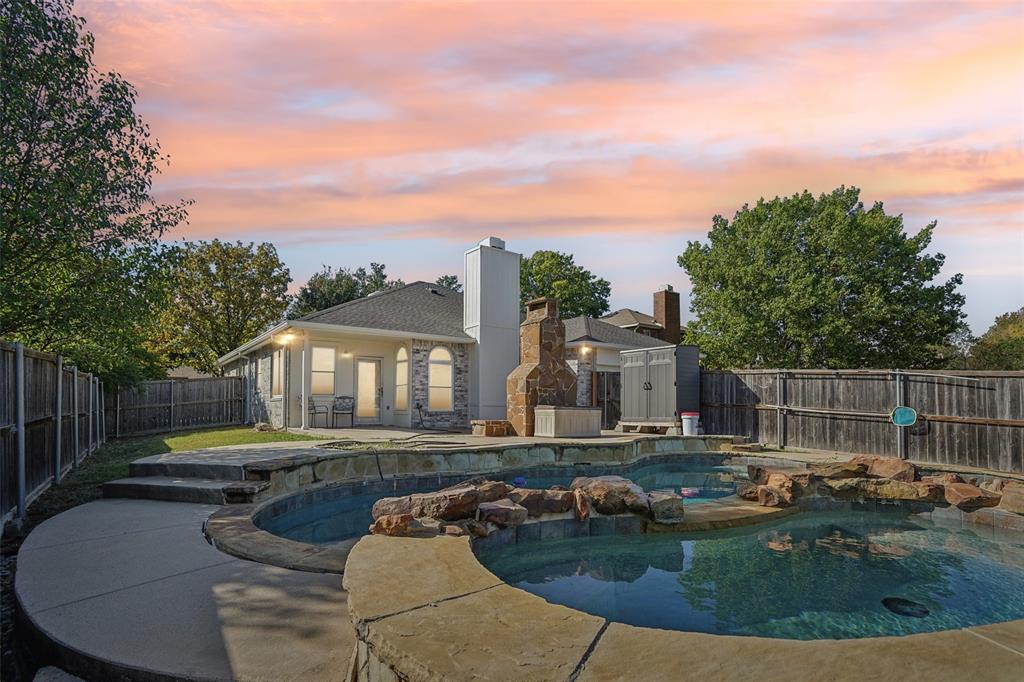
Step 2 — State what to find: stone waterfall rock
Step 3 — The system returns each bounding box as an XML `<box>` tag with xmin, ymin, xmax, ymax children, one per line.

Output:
<box><xmin>943</xmin><ymin>482</ymin><xmax>1001</xmax><ymax>511</ymax></box>
<box><xmin>572</xmin><ymin>488</ymin><xmax>590</xmax><ymax>521</ymax></box>
<box><xmin>997</xmin><ymin>482</ymin><xmax>1024</xmax><ymax>515</ymax></box>
<box><xmin>648</xmin><ymin>491</ymin><xmax>686</xmax><ymax>522</ymax></box>
<box><xmin>370</xmin><ymin>514</ymin><xmax>440</xmax><ymax>537</ymax></box>
<box><xmin>371</xmin><ymin>486</ymin><xmax>481</xmax><ymax>521</ymax></box>
<box><xmin>808</xmin><ymin>460</ymin><xmax>870</xmax><ymax>479</ymax></box>
<box><xmin>508</xmin><ymin>487</ymin><xmax>574</xmax><ymax>516</ymax></box>
<box><xmin>476</xmin><ymin>499</ymin><xmax>529</xmax><ymax>527</ymax></box>
<box><xmin>849</xmin><ymin>455</ymin><xmax>917</xmax><ymax>482</ymax></box>
<box><xmin>571</xmin><ymin>475</ymin><xmax>651</xmax><ymax>515</ymax></box>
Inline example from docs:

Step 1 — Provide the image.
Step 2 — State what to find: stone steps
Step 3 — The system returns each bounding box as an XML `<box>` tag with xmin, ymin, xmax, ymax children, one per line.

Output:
<box><xmin>128</xmin><ymin>459</ymin><xmax>246</xmax><ymax>481</ymax></box>
<box><xmin>103</xmin><ymin>476</ymin><xmax>268</xmax><ymax>505</ymax></box>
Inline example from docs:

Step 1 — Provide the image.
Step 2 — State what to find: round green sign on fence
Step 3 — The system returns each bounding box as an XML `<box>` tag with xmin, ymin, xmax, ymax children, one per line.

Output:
<box><xmin>891</xmin><ymin>406</ymin><xmax>918</xmax><ymax>427</ymax></box>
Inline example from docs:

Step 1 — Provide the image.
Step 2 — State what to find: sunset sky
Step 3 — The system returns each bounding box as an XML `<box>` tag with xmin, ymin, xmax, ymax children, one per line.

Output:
<box><xmin>79</xmin><ymin>0</ymin><xmax>1023</xmax><ymax>333</ymax></box>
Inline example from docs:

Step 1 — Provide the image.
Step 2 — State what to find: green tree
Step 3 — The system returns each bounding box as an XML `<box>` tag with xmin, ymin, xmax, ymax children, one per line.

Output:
<box><xmin>520</xmin><ymin>250</ymin><xmax>611</xmax><ymax>318</ymax></box>
<box><xmin>288</xmin><ymin>262</ymin><xmax>403</xmax><ymax>318</ymax></box>
<box><xmin>149</xmin><ymin>241</ymin><xmax>290</xmax><ymax>374</ymax></box>
<box><xmin>435</xmin><ymin>274</ymin><xmax>462</xmax><ymax>292</ymax></box>
<box><xmin>1</xmin><ymin>0</ymin><xmax>190</xmax><ymax>384</ymax></box>
<box><xmin>679</xmin><ymin>187</ymin><xmax>965</xmax><ymax>368</ymax></box>
<box><xmin>969</xmin><ymin>308</ymin><xmax>1024</xmax><ymax>369</ymax></box>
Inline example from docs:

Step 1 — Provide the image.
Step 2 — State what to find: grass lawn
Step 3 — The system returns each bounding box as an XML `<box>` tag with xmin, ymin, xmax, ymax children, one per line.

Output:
<box><xmin>2</xmin><ymin>426</ymin><xmax>326</xmax><ymax>545</ymax></box>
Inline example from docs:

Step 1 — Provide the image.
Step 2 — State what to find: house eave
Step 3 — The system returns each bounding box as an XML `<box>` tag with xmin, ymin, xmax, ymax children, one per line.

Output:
<box><xmin>216</xmin><ymin>320</ymin><xmax>473</xmax><ymax>367</ymax></box>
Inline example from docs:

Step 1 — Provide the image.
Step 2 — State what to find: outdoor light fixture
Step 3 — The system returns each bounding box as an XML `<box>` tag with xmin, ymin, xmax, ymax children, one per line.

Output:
<box><xmin>278</xmin><ymin>333</ymin><xmax>295</xmax><ymax>345</ymax></box>
<box><xmin>341</xmin><ymin>350</ymin><xmax>353</xmax><ymax>357</ymax></box>
<box><xmin>581</xmin><ymin>346</ymin><xmax>591</xmax><ymax>354</ymax></box>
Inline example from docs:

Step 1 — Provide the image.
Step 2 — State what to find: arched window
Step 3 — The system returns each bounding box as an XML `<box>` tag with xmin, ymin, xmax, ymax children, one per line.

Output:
<box><xmin>427</xmin><ymin>347</ymin><xmax>453</xmax><ymax>411</ymax></box>
<box><xmin>395</xmin><ymin>347</ymin><xmax>409</xmax><ymax>411</ymax></box>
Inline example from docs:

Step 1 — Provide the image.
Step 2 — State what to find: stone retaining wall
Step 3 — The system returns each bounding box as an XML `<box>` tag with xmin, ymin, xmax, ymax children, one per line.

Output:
<box><xmin>248</xmin><ymin>436</ymin><xmax>740</xmax><ymax>500</ymax></box>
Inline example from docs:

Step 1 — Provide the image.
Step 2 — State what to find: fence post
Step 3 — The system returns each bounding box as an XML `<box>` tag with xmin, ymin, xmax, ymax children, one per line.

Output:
<box><xmin>72</xmin><ymin>366</ymin><xmax>80</xmax><ymax>468</ymax></box>
<box><xmin>168</xmin><ymin>380</ymin><xmax>175</xmax><ymax>431</ymax></box>
<box><xmin>87</xmin><ymin>374</ymin><xmax>94</xmax><ymax>455</ymax></box>
<box><xmin>115</xmin><ymin>390</ymin><xmax>120</xmax><ymax>438</ymax></box>
<box><xmin>99</xmin><ymin>381</ymin><xmax>105</xmax><ymax>445</ymax></box>
<box><xmin>894</xmin><ymin>369</ymin><xmax>906</xmax><ymax>460</ymax></box>
<box><xmin>776</xmin><ymin>370</ymin><xmax>786</xmax><ymax>449</ymax></box>
<box><xmin>15</xmin><ymin>343</ymin><xmax>26</xmax><ymax>524</ymax></box>
<box><xmin>54</xmin><ymin>355</ymin><xmax>63</xmax><ymax>485</ymax></box>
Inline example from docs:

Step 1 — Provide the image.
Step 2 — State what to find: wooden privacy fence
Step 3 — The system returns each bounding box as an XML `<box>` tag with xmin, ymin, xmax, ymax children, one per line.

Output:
<box><xmin>0</xmin><ymin>341</ymin><xmax>105</xmax><ymax>526</ymax></box>
<box><xmin>701</xmin><ymin>369</ymin><xmax>1024</xmax><ymax>474</ymax></box>
<box><xmin>104</xmin><ymin>376</ymin><xmax>245</xmax><ymax>437</ymax></box>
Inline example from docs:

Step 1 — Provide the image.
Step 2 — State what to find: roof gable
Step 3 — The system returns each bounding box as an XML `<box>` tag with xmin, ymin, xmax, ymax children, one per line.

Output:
<box><xmin>601</xmin><ymin>308</ymin><xmax>662</xmax><ymax>329</ymax></box>
<box><xmin>300</xmin><ymin>281</ymin><xmax>471</xmax><ymax>339</ymax></box>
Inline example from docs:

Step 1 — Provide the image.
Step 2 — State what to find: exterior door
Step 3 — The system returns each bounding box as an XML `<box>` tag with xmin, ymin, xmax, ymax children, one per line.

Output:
<box><xmin>598</xmin><ymin>372</ymin><xmax>621</xmax><ymax>429</ymax></box>
<box><xmin>646</xmin><ymin>346</ymin><xmax>677</xmax><ymax>420</ymax></box>
<box><xmin>620</xmin><ymin>350</ymin><xmax>648</xmax><ymax>422</ymax></box>
<box><xmin>355</xmin><ymin>358</ymin><xmax>382</xmax><ymax>425</ymax></box>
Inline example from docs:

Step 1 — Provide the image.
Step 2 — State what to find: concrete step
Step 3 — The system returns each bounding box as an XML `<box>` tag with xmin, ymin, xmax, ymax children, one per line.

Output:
<box><xmin>129</xmin><ymin>459</ymin><xmax>246</xmax><ymax>481</ymax></box>
<box><xmin>103</xmin><ymin>477</ymin><xmax>268</xmax><ymax>505</ymax></box>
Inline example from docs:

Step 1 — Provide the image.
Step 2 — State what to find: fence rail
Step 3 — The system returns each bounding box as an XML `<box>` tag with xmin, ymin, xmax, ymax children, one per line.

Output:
<box><xmin>104</xmin><ymin>377</ymin><xmax>245</xmax><ymax>437</ymax></box>
<box><xmin>0</xmin><ymin>341</ymin><xmax>105</xmax><ymax>526</ymax></box>
<box><xmin>701</xmin><ymin>369</ymin><xmax>1024</xmax><ymax>473</ymax></box>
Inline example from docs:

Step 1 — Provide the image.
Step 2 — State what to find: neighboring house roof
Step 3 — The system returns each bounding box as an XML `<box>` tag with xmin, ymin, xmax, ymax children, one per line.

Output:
<box><xmin>563</xmin><ymin>316</ymin><xmax>667</xmax><ymax>349</ymax></box>
<box><xmin>299</xmin><ymin>281</ymin><xmax>472</xmax><ymax>340</ymax></box>
<box><xmin>601</xmin><ymin>308</ymin><xmax>663</xmax><ymax>330</ymax></box>
<box><xmin>166</xmin><ymin>366</ymin><xmax>212</xmax><ymax>379</ymax></box>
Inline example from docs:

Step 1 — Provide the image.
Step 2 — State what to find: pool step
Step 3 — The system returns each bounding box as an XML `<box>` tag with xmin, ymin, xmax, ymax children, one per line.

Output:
<box><xmin>103</xmin><ymin>477</ymin><xmax>269</xmax><ymax>505</ymax></box>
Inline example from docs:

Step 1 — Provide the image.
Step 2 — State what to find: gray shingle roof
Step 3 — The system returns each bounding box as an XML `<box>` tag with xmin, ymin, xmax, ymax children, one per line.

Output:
<box><xmin>601</xmin><ymin>308</ymin><xmax>663</xmax><ymax>329</ymax></box>
<box><xmin>300</xmin><ymin>282</ymin><xmax>472</xmax><ymax>340</ymax></box>
<box><xmin>563</xmin><ymin>316</ymin><xmax>667</xmax><ymax>348</ymax></box>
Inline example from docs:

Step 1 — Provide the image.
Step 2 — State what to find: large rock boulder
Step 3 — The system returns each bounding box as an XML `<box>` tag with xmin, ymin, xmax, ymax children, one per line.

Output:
<box><xmin>943</xmin><ymin>482</ymin><xmax>1001</xmax><ymax>511</ymax></box>
<box><xmin>572</xmin><ymin>488</ymin><xmax>590</xmax><ymax>521</ymax></box>
<box><xmin>757</xmin><ymin>485</ymin><xmax>792</xmax><ymax>507</ymax></box>
<box><xmin>476</xmin><ymin>499</ymin><xmax>528</xmax><ymax>528</ymax></box>
<box><xmin>507</xmin><ymin>487</ymin><xmax>574</xmax><ymax>516</ymax></box>
<box><xmin>371</xmin><ymin>485</ymin><xmax>480</xmax><ymax>521</ymax></box>
<box><xmin>648</xmin><ymin>491</ymin><xmax>685</xmax><ymax>523</ymax></box>
<box><xmin>736</xmin><ymin>481</ymin><xmax>760</xmax><ymax>501</ymax></box>
<box><xmin>910</xmin><ymin>481</ymin><xmax>945</xmax><ymax>503</ymax></box>
<box><xmin>370</xmin><ymin>514</ymin><xmax>440</xmax><ymax>537</ymax></box>
<box><xmin>808</xmin><ymin>460</ymin><xmax>869</xmax><ymax>479</ymax></box>
<box><xmin>921</xmin><ymin>472</ymin><xmax>964</xmax><ymax>485</ymax></box>
<box><xmin>998</xmin><ymin>482</ymin><xmax>1024</xmax><ymax>515</ymax></box>
<box><xmin>823</xmin><ymin>477</ymin><xmax>922</xmax><ymax>502</ymax></box>
<box><xmin>475</xmin><ymin>480</ymin><xmax>512</xmax><ymax>503</ymax></box>
<box><xmin>571</xmin><ymin>476</ymin><xmax>651</xmax><ymax>515</ymax></box>
<box><xmin>849</xmin><ymin>455</ymin><xmax>917</xmax><ymax>482</ymax></box>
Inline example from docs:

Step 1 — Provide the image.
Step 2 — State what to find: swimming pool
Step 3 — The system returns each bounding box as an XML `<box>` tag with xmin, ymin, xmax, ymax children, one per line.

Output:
<box><xmin>476</xmin><ymin>510</ymin><xmax>1024</xmax><ymax>639</ymax></box>
<box><xmin>255</xmin><ymin>460</ymin><xmax>747</xmax><ymax>545</ymax></box>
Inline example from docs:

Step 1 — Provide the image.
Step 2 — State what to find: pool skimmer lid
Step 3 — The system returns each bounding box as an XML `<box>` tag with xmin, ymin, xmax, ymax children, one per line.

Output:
<box><xmin>882</xmin><ymin>597</ymin><xmax>929</xmax><ymax>618</ymax></box>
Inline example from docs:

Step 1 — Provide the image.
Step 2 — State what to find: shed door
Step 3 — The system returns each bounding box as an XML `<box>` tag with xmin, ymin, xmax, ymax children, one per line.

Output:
<box><xmin>620</xmin><ymin>350</ymin><xmax>648</xmax><ymax>421</ymax></box>
<box><xmin>646</xmin><ymin>347</ymin><xmax>677</xmax><ymax>420</ymax></box>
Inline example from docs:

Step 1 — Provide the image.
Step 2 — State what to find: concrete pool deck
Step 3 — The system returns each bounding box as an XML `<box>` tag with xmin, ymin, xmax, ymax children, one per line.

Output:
<box><xmin>16</xmin><ymin>500</ymin><xmax>352</xmax><ymax>681</ymax></box>
<box><xmin>344</xmin><ymin>534</ymin><xmax>1024</xmax><ymax>682</ymax></box>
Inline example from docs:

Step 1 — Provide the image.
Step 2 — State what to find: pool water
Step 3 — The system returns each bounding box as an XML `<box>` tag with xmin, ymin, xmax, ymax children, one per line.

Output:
<box><xmin>477</xmin><ymin>511</ymin><xmax>1024</xmax><ymax>639</ymax></box>
<box><xmin>257</xmin><ymin>462</ymin><xmax>745</xmax><ymax>545</ymax></box>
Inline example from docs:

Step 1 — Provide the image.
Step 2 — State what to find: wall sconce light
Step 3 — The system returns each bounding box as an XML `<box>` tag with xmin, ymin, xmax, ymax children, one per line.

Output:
<box><xmin>278</xmin><ymin>332</ymin><xmax>295</xmax><ymax>345</ymax></box>
<box><xmin>341</xmin><ymin>350</ymin><xmax>353</xmax><ymax>358</ymax></box>
<box><xmin>581</xmin><ymin>346</ymin><xmax>591</xmax><ymax>355</ymax></box>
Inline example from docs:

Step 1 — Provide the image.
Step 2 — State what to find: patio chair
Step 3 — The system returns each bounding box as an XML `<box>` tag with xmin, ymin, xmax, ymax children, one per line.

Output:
<box><xmin>332</xmin><ymin>396</ymin><xmax>355</xmax><ymax>428</ymax></box>
<box><xmin>307</xmin><ymin>399</ymin><xmax>329</xmax><ymax>428</ymax></box>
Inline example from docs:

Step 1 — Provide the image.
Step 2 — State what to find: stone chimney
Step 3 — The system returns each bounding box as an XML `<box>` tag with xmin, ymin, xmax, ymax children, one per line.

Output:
<box><xmin>506</xmin><ymin>298</ymin><xmax>577</xmax><ymax>436</ymax></box>
<box><xmin>653</xmin><ymin>285</ymin><xmax>681</xmax><ymax>345</ymax></box>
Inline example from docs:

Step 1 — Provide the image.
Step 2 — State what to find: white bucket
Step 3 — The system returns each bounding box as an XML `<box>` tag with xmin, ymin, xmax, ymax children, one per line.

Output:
<box><xmin>680</xmin><ymin>412</ymin><xmax>699</xmax><ymax>436</ymax></box>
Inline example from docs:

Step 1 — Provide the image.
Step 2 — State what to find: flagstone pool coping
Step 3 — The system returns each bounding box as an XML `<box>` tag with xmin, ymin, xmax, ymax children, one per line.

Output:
<box><xmin>343</xmin><ymin>533</ymin><xmax>1024</xmax><ymax>682</ymax></box>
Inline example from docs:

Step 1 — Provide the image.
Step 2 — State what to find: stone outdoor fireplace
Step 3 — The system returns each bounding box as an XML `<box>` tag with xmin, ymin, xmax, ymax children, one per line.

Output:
<box><xmin>506</xmin><ymin>298</ymin><xmax>579</xmax><ymax>436</ymax></box>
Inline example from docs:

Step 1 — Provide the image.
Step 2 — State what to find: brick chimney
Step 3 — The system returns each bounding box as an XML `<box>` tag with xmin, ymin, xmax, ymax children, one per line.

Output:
<box><xmin>653</xmin><ymin>285</ymin><xmax>680</xmax><ymax>344</ymax></box>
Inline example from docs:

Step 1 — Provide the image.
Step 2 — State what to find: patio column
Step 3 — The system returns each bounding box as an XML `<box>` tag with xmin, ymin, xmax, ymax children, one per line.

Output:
<box><xmin>300</xmin><ymin>333</ymin><xmax>310</xmax><ymax>429</ymax></box>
